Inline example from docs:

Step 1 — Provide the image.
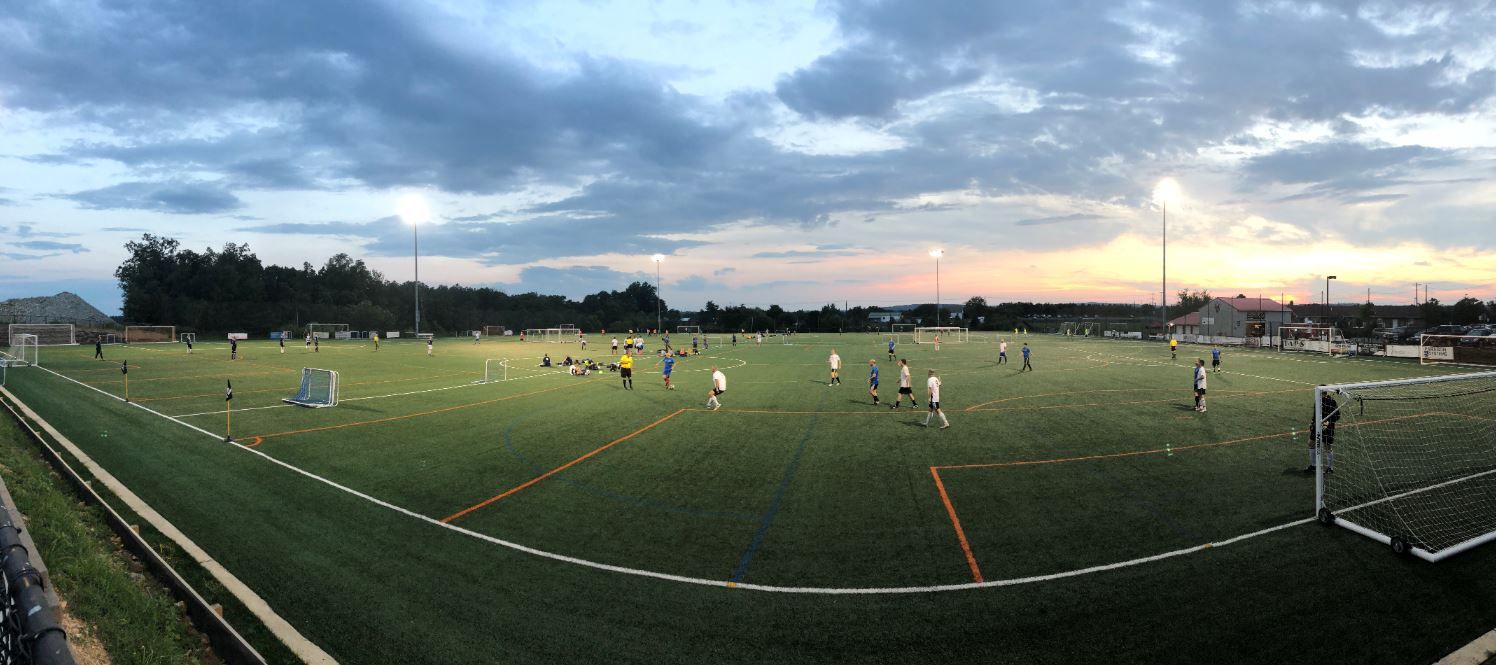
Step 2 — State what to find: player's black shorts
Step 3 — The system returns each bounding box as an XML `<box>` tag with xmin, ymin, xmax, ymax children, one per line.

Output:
<box><xmin>869</xmin><ymin>380</ymin><xmax>879</xmax><ymax>388</ymax></box>
<box><xmin>621</xmin><ymin>368</ymin><xmax>632</xmax><ymax>378</ymax></box>
<box><xmin>898</xmin><ymin>387</ymin><xmax>913</xmax><ymax>395</ymax></box>
<box><xmin>928</xmin><ymin>401</ymin><xmax>940</xmax><ymax>410</ymax></box>
<box><xmin>999</xmin><ymin>352</ymin><xmax>1006</xmax><ymax>357</ymax></box>
<box><xmin>1211</xmin><ymin>358</ymin><xmax>1220</xmax><ymax>366</ymax></box>
<box><xmin>712</xmin><ymin>388</ymin><xmax>726</xmax><ymax>396</ymax></box>
<box><xmin>1195</xmin><ymin>388</ymin><xmax>1206</xmax><ymax>396</ymax></box>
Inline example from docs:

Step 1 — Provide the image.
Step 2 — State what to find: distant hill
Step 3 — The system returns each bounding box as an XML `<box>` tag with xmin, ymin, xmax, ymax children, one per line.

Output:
<box><xmin>0</xmin><ymin>292</ymin><xmax>115</xmax><ymax>326</ymax></box>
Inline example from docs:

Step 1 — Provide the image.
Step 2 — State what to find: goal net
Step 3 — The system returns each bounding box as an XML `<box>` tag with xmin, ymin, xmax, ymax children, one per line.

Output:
<box><xmin>1419</xmin><ymin>334</ymin><xmax>1496</xmax><ymax>367</ymax></box>
<box><xmin>915</xmin><ymin>327</ymin><xmax>968</xmax><ymax>344</ymax></box>
<box><xmin>7</xmin><ymin>324</ymin><xmax>74</xmax><ymax>346</ymax></box>
<box><xmin>891</xmin><ymin>323</ymin><xmax>917</xmax><ymax>345</ymax></box>
<box><xmin>473</xmin><ymin>359</ymin><xmax>508</xmax><ymax>384</ymax></box>
<box><xmin>677</xmin><ymin>325</ymin><xmax>702</xmax><ymax>335</ymax></box>
<box><xmin>1314</xmin><ymin>372</ymin><xmax>1496</xmax><ymax>561</ymax></box>
<box><xmin>1280</xmin><ymin>325</ymin><xmax>1345</xmax><ymax>354</ymax></box>
<box><xmin>483</xmin><ymin>325</ymin><xmax>507</xmax><ymax>338</ymax></box>
<box><xmin>524</xmin><ymin>328</ymin><xmax>566</xmax><ymax>343</ymax></box>
<box><xmin>0</xmin><ymin>334</ymin><xmax>38</xmax><ymax>367</ymax></box>
<box><xmin>282</xmin><ymin>368</ymin><xmax>340</xmax><ymax>408</ymax></box>
<box><xmin>307</xmin><ymin>323</ymin><xmax>349</xmax><ymax>340</ymax></box>
<box><xmin>124</xmin><ymin>325</ymin><xmax>176</xmax><ymax>344</ymax></box>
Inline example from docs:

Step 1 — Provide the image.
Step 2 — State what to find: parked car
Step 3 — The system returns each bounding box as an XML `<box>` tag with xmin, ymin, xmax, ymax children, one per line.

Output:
<box><xmin>1460</xmin><ymin>327</ymin><xmax>1494</xmax><ymax>345</ymax></box>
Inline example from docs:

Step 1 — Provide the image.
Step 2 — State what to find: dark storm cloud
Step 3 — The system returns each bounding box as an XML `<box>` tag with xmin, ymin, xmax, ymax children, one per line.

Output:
<box><xmin>60</xmin><ymin>180</ymin><xmax>243</xmax><ymax>214</ymax></box>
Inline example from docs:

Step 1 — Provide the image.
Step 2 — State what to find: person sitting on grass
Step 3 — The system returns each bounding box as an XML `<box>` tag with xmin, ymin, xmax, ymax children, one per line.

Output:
<box><xmin>563</xmin><ymin>355</ymin><xmax>574</xmax><ymax>366</ymax></box>
<box><xmin>540</xmin><ymin>354</ymin><xmax>552</xmax><ymax>367</ymax></box>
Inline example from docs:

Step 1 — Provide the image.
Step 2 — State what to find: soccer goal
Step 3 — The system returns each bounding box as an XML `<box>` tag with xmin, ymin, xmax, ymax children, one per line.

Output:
<box><xmin>915</xmin><ymin>327</ymin><xmax>968</xmax><ymax>344</ymax></box>
<box><xmin>282</xmin><ymin>368</ymin><xmax>340</xmax><ymax>408</ymax></box>
<box><xmin>677</xmin><ymin>325</ymin><xmax>702</xmax><ymax>336</ymax></box>
<box><xmin>7</xmin><ymin>324</ymin><xmax>74</xmax><ymax>346</ymax></box>
<box><xmin>1279</xmin><ymin>325</ymin><xmax>1345</xmax><ymax>354</ymax></box>
<box><xmin>99</xmin><ymin>333</ymin><xmax>121</xmax><ymax>345</ymax></box>
<box><xmin>179</xmin><ymin>332</ymin><xmax>197</xmax><ymax>345</ymax></box>
<box><xmin>891</xmin><ymin>323</ymin><xmax>917</xmax><ymax>345</ymax></box>
<box><xmin>1419</xmin><ymin>334</ymin><xmax>1496</xmax><ymax>367</ymax></box>
<box><xmin>524</xmin><ymin>328</ymin><xmax>565</xmax><ymax>343</ymax></box>
<box><xmin>124</xmin><ymin>325</ymin><xmax>175</xmax><ymax>344</ymax></box>
<box><xmin>1</xmin><ymin>334</ymin><xmax>38</xmax><ymax>367</ymax></box>
<box><xmin>307</xmin><ymin>323</ymin><xmax>349</xmax><ymax>340</ymax></box>
<box><xmin>473</xmin><ymin>359</ymin><xmax>509</xmax><ymax>384</ymax></box>
<box><xmin>483</xmin><ymin>325</ymin><xmax>507</xmax><ymax>338</ymax></box>
<box><xmin>1314</xmin><ymin>371</ymin><xmax>1496</xmax><ymax>561</ymax></box>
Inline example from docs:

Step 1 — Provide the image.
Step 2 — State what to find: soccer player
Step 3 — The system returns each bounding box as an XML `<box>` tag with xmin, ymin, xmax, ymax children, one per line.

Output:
<box><xmin>1308</xmin><ymin>389</ymin><xmax>1339</xmax><ymax>473</ymax></box>
<box><xmin>279</xmin><ymin>335</ymin><xmax>285</xmax><ymax>354</ymax></box>
<box><xmin>612</xmin><ymin>337</ymin><xmax>619</xmax><ymax>353</ymax></box>
<box><xmin>619</xmin><ymin>353</ymin><xmax>634</xmax><ymax>390</ymax></box>
<box><xmin>887</xmin><ymin>337</ymin><xmax>896</xmax><ymax>361</ymax></box>
<box><xmin>580</xmin><ymin>335</ymin><xmax>587</xmax><ymax>351</ymax></box>
<box><xmin>473</xmin><ymin>330</ymin><xmax>481</xmax><ymax>344</ymax></box>
<box><xmin>634</xmin><ymin>336</ymin><xmax>644</xmax><ymax>356</ymax></box>
<box><xmin>692</xmin><ymin>335</ymin><xmax>699</xmax><ymax>354</ymax></box>
<box><xmin>314</xmin><ymin>337</ymin><xmax>319</xmax><ymax>352</ymax></box>
<box><xmin>1211</xmin><ymin>346</ymin><xmax>1222</xmax><ymax>373</ymax></box>
<box><xmin>1020</xmin><ymin>343</ymin><xmax>1033</xmax><ymax>371</ymax></box>
<box><xmin>1170</xmin><ymin>337</ymin><xmax>1178</xmax><ymax>360</ymax></box>
<box><xmin>625</xmin><ymin>335</ymin><xmax>633</xmax><ymax>354</ymax></box>
<box><xmin>890</xmin><ymin>358</ymin><xmax>917</xmax><ymax>408</ymax></box>
<box><xmin>706</xmin><ymin>365</ymin><xmax>726</xmax><ymax>410</ymax></box>
<box><xmin>867</xmin><ymin>359</ymin><xmax>881</xmax><ymax>405</ymax></box>
<box><xmin>373</xmin><ymin>332</ymin><xmax>380</xmax><ymax>352</ymax></box>
<box><xmin>305</xmin><ymin>333</ymin><xmax>312</xmax><ymax>351</ymax></box>
<box><xmin>827</xmin><ymin>349</ymin><xmax>842</xmax><ymax>386</ymax></box>
<box><xmin>998</xmin><ymin>339</ymin><xmax>1008</xmax><ymax>365</ymax></box>
<box><xmin>540</xmin><ymin>353</ymin><xmax>552</xmax><ymax>367</ymax></box>
<box><xmin>185</xmin><ymin>337</ymin><xmax>193</xmax><ymax>355</ymax></box>
<box><xmin>94</xmin><ymin>339</ymin><xmax>104</xmax><ymax>360</ymax></box>
<box><xmin>426</xmin><ymin>337</ymin><xmax>433</xmax><ymax>356</ymax></box>
<box><xmin>230</xmin><ymin>338</ymin><xmax>238</xmax><ymax>361</ymax></box>
<box><xmin>924</xmin><ymin>369</ymin><xmax>949</xmax><ymax>428</ymax></box>
<box><xmin>661</xmin><ymin>354</ymin><xmax>676</xmax><ymax>390</ymax></box>
<box><xmin>933</xmin><ymin>333</ymin><xmax>941</xmax><ymax>351</ymax></box>
<box><xmin>662</xmin><ymin>333</ymin><xmax>671</xmax><ymax>352</ymax></box>
<box><xmin>755</xmin><ymin>332</ymin><xmax>762</xmax><ymax>346</ymax></box>
<box><xmin>1193</xmin><ymin>358</ymin><xmax>1207</xmax><ymax>412</ymax></box>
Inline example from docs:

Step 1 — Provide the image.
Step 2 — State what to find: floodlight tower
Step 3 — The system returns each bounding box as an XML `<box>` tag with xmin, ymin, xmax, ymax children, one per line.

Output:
<box><xmin>652</xmin><ymin>254</ymin><xmax>665</xmax><ymax>335</ymax></box>
<box><xmin>1153</xmin><ymin>178</ymin><xmax>1181</xmax><ymax>341</ymax></box>
<box><xmin>930</xmin><ymin>249</ymin><xmax>944</xmax><ymax>325</ymax></box>
<box><xmin>397</xmin><ymin>193</ymin><xmax>432</xmax><ymax>336</ymax></box>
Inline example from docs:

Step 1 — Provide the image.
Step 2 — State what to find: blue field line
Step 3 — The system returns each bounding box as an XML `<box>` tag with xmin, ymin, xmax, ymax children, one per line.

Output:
<box><xmin>729</xmin><ymin>394</ymin><xmax>826</xmax><ymax>583</ymax></box>
<box><xmin>501</xmin><ymin>411</ymin><xmax>760</xmax><ymax>522</ymax></box>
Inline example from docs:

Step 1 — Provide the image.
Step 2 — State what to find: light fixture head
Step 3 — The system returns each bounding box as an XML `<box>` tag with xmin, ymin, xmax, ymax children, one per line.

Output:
<box><xmin>1153</xmin><ymin>178</ymin><xmax>1181</xmax><ymax>206</ymax></box>
<box><xmin>396</xmin><ymin>192</ymin><xmax>431</xmax><ymax>225</ymax></box>
<box><xmin>652</xmin><ymin>254</ymin><xmax>665</xmax><ymax>263</ymax></box>
<box><xmin>929</xmin><ymin>249</ymin><xmax>944</xmax><ymax>258</ymax></box>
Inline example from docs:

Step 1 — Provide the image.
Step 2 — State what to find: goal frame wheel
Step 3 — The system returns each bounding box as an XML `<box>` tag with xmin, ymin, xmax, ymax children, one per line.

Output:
<box><xmin>1390</xmin><ymin>537</ymin><xmax>1411</xmax><ymax>556</ymax></box>
<box><xmin>1317</xmin><ymin>508</ymin><xmax>1335</xmax><ymax>525</ymax></box>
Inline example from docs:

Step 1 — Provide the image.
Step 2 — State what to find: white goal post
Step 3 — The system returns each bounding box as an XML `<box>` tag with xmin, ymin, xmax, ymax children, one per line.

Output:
<box><xmin>523</xmin><ymin>328</ymin><xmax>567</xmax><ymax>343</ymax></box>
<box><xmin>1419</xmin><ymin>334</ymin><xmax>1496</xmax><ymax>367</ymax></box>
<box><xmin>473</xmin><ymin>359</ymin><xmax>509</xmax><ymax>384</ymax></box>
<box><xmin>1</xmin><ymin>334</ymin><xmax>38</xmax><ymax>367</ymax></box>
<box><xmin>124</xmin><ymin>325</ymin><xmax>176</xmax><ymax>344</ymax></box>
<box><xmin>7</xmin><ymin>324</ymin><xmax>75</xmax><ymax>346</ymax></box>
<box><xmin>282</xmin><ymin>367</ymin><xmax>339</xmax><ymax>408</ymax></box>
<box><xmin>914</xmin><ymin>327</ymin><xmax>969</xmax><ymax>344</ymax></box>
<box><xmin>483</xmin><ymin>325</ymin><xmax>507</xmax><ymax>338</ymax></box>
<box><xmin>1315</xmin><ymin>372</ymin><xmax>1496</xmax><ymax>561</ymax></box>
<box><xmin>676</xmin><ymin>325</ymin><xmax>703</xmax><ymax>336</ymax></box>
<box><xmin>307</xmin><ymin>323</ymin><xmax>349</xmax><ymax>340</ymax></box>
<box><xmin>1279</xmin><ymin>325</ymin><xmax>1346</xmax><ymax>354</ymax></box>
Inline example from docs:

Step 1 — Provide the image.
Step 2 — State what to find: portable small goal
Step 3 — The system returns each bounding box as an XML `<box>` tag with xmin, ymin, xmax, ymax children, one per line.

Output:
<box><xmin>7</xmin><ymin>324</ymin><xmax>75</xmax><ymax>346</ymax></box>
<box><xmin>283</xmin><ymin>368</ymin><xmax>340</xmax><ymax>407</ymax></box>
<box><xmin>1419</xmin><ymin>334</ymin><xmax>1496</xmax><ymax>367</ymax></box>
<box><xmin>125</xmin><ymin>325</ymin><xmax>176</xmax><ymax>344</ymax></box>
<box><xmin>1</xmin><ymin>334</ymin><xmax>38</xmax><ymax>367</ymax></box>
<box><xmin>1315</xmin><ymin>371</ymin><xmax>1496</xmax><ymax>561</ymax></box>
<box><xmin>473</xmin><ymin>359</ymin><xmax>509</xmax><ymax>384</ymax></box>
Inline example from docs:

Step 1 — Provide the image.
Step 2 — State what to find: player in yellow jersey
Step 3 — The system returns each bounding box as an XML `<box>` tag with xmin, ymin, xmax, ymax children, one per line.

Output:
<box><xmin>619</xmin><ymin>353</ymin><xmax>634</xmax><ymax>390</ymax></box>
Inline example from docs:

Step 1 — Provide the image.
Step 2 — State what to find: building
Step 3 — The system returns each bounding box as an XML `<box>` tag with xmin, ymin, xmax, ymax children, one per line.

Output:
<box><xmin>1290</xmin><ymin>303</ymin><xmax>1424</xmax><ymax>331</ymax></box>
<box><xmin>1170</xmin><ymin>295</ymin><xmax>1295</xmax><ymax>343</ymax></box>
<box><xmin>1167</xmin><ymin>311</ymin><xmax>1201</xmax><ymax>336</ymax></box>
<box><xmin>868</xmin><ymin>310</ymin><xmax>904</xmax><ymax>323</ymax></box>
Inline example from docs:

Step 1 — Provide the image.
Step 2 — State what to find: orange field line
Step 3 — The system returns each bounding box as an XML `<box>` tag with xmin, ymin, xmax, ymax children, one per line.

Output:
<box><xmin>248</xmin><ymin>381</ymin><xmax>591</xmax><ymax>443</ymax></box>
<box><xmin>441</xmin><ymin>408</ymin><xmax>687</xmax><ymax>524</ymax></box>
<box><xmin>930</xmin><ymin>468</ymin><xmax>984</xmax><ymax>583</ymax></box>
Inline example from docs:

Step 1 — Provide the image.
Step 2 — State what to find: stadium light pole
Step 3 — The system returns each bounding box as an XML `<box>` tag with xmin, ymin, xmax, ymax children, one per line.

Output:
<box><xmin>397</xmin><ymin>193</ymin><xmax>432</xmax><ymax>337</ymax></box>
<box><xmin>929</xmin><ymin>249</ymin><xmax>944</xmax><ymax>325</ymax></box>
<box><xmin>1154</xmin><ymin>178</ymin><xmax>1181</xmax><ymax>341</ymax></box>
<box><xmin>652</xmin><ymin>254</ymin><xmax>665</xmax><ymax>335</ymax></box>
<box><xmin>1326</xmin><ymin>275</ymin><xmax>1337</xmax><ymax>330</ymax></box>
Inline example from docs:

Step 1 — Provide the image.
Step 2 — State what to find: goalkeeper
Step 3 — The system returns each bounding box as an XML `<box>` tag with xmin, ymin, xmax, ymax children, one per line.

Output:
<box><xmin>1307</xmin><ymin>389</ymin><xmax>1339</xmax><ymax>473</ymax></box>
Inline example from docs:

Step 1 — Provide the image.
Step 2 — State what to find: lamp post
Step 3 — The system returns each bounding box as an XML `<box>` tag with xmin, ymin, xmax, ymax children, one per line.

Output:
<box><xmin>1325</xmin><ymin>275</ymin><xmax>1337</xmax><ymax>333</ymax></box>
<box><xmin>1154</xmin><ymin>179</ymin><xmax>1180</xmax><ymax>342</ymax></box>
<box><xmin>397</xmin><ymin>193</ymin><xmax>431</xmax><ymax>336</ymax></box>
<box><xmin>652</xmin><ymin>254</ymin><xmax>665</xmax><ymax>335</ymax></box>
<box><xmin>929</xmin><ymin>249</ymin><xmax>944</xmax><ymax>326</ymax></box>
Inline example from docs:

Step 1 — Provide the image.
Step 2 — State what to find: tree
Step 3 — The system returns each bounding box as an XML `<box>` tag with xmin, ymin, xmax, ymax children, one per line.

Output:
<box><xmin>1451</xmin><ymin>297</ymin><xmax>1485</xmax><ymax>325</ymax></box>
<box><xmin>1420</xmin><ymin>298</ymin><xmax>1447</xmax><ymax>327</ymax></box>
<box><xmin>1173</xmin><ymin>289</ymin><xmax>1211</xmax><ymax>318</ymax></box>
<box><xmin>963</xmin><ymin>296</ymin><xmax>990</xmax><ymax>327</ymax></box>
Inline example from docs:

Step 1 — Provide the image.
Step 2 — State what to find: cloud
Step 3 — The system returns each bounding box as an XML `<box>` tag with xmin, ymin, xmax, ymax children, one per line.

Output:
<box><xmin>751</xmin><ymin>248</ymin><xmax>863</xmax><ymax>259</ymax></box>
<box><xmin>60</xmin><ymin>180</ymin><xmax>242</xmax><ymax>214</ymax></box>
<box><xmin>507</xmin><ymin>265</ymin><xmax>649</xmax><ymax>299</ymax></box>
<box><xmin>0</xmin><ymin>253</ymin><xmax>57</xmax><ymax>261</ymax></box>
<box><xmin>0</xmin><ymin>198</ymin><xmax>14</xmax><ymax>206</ymax></box>
<box><xmin>14</xmin><ymin>241</ymin><xmax>87</xmax><ymax>253</ymax></box>
<box><xmin>1015</xmin><ymin>213</ymin><xmax>1108</xmax><ymax>226</ymax></box>
<box><xmin>100</xmin><ymin>227</ymin><xmax>149</xmax><ymax>232</ymax></box>
<box><xmin>13</xmin><ymin>224</ymin><xmax>76</xmax><ymax>239</ymax></box>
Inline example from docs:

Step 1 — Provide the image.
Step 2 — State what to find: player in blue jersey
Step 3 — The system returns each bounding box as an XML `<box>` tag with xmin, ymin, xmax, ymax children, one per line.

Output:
<box><xmin>661</xmin><ymin>355</ymin><xmax>676</xmax><ymax>390</ymax></box>
<box><xmin>1211</xmin><ymin>346</ymin><xmax>1222</xmax><ymax>373</ymax></box>
<box><xmin>1020</xmin><ymin>342</ymin><xmax>1033</xmax><ymax>371</ymax></box>
<box><xmin>887</xmin><ymin>337</ymin><xmax>896</xmax><ymax>361</ymax></box>
<box><xmin>868</xmin><ymin>359</ymin><xmax>881</xmax><ymax>405</ymax></box>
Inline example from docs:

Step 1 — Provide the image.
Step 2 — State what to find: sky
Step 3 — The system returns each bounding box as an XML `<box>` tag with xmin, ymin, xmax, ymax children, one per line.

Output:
<box><xmin>1</xmin><ymin>0</ymin><xmax>1493</xmax><ymax>316</ymax></box>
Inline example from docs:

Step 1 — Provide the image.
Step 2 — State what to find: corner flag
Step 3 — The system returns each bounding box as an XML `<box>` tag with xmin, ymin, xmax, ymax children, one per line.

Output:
<box><xmin>225</xmin><ymin>380</ymin><xmax>233</xmax><ymax>401</ymax></box>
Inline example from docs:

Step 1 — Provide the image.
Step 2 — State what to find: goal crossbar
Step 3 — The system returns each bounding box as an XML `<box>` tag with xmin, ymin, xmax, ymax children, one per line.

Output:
<box><xmin>7</xmin><ymin>324</ymin><xmax>75</xmax><ymax>346</ymax></box>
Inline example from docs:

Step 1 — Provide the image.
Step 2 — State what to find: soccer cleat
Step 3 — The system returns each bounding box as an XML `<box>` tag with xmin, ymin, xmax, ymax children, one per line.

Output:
<box><xmin>940</xmin><ymin>424</ymin><xmax>950</xmax><ymax>429</ymax></box>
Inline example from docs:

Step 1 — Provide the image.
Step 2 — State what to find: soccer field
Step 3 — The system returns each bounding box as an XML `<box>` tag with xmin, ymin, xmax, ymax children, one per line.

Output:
<box><xmin>4</xmin><ymin>333</ymin><xmax>1495</xmax><ymax>664</ymax></box>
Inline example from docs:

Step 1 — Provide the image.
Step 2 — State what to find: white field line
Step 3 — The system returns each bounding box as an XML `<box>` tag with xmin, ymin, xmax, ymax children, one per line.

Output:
<box><xmin>26</xmin><ymin>362</ymin><xmax>1322</xmax><ymax>594</ymax></box>
<box><xmin>10</xmin><ymin>369</ymin><xmax>337</xmax><ymax>662</ymax></box>
<box><xmin>169</xmin><ymin>367</ymin><xmax>567</xmax><ymax>418</ymax></box>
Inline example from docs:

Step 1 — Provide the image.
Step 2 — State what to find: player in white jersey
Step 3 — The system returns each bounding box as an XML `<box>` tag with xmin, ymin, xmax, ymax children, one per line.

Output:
<box><xmin>827</xmin><ymin>349</ymin><xmax>842</xmax><ymax>386</ymax></box>
<box><xmin>998</xmin><ymin>339</ymin><xmax>1008</xmax><ymax>365</ymax></box>
<box><xmin>1193</xmin><ymin>358</ymin><xmax>1208</xmax><ymax>412</ymax></box>
<box><xmin>924</xmin><ymin>369</ymin><xmax>949</xmax><ymax>429</ymax></box>
<box><xmin>706</xmin><ymin>366</ymin><xmax>727</xmax><ymax>410</ymax></box>
<box><xmin>890</xmin><ymin>358</ymin><xmax>917</xmax><ymax>408</ymax></box>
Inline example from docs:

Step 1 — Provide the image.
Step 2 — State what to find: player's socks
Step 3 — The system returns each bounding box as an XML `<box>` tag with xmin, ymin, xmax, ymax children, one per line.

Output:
<box><xmin>939</xmin><ymin>413</ymin><xmax>949</xmax><ymax>428</ymax></box>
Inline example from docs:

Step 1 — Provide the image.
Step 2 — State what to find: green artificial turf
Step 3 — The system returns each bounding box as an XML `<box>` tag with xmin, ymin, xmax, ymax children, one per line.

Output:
<box><xmin>4</xmin><ymin>333</ymin><xmax>1494</xmax><ymax>663</ymax></box>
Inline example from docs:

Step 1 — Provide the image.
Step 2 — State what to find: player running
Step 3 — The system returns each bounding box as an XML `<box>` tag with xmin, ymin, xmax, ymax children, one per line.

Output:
<box><xmin>890</xmin><ymin>358</ymin><xmax>917</xmax><ymax>409</ymax></box>
<box><xmin>868</xmin><ymin>359</ymin><xmax>881</xmax><ymax>405</ymax></box>
<box><xmin>619</xmin><ymin>353</ymin><xmax>634</xmax><ymax>390</ymax></box>
<box><xmin>998</xmin><ymin>339</ymin><xmax>1008</xmax><ymax>365</ymax></box>
<box><xmin>1193</xmin><ymin>358</ymin><xmax>1208</xmax><ymax>413</ymax></box>
<box><xmin>828</xmin><ymin>349</ymin><xmax>842</xmax><ymax>386</ymax></box>
<box><xmin>924</xmin><ymin>370</ymin><xmax>949</xmax><ymax>429</ymax></box>
<box><xmin>706</xmin><ymin>366</ymin><xmax>726</xmax><ymax>410</ymax></box>
<box><xmin>279</xmin><ymin>336</ymin><xmax>285</xmax><ymax>354</ymax></box>
<box><xmin>94</xmin><ymin>339</ymin><xmax>104</xmax><ymax>360</ymax></box>
<box><xmin>661</xmin><ymin>354</ymin><xmax>676</xmax><ymax>390</ymax></box>
<box><xmin>1211</xmin><ymin>346</ymin><xmax>1222</xmax><ymax>373</ymax></box>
